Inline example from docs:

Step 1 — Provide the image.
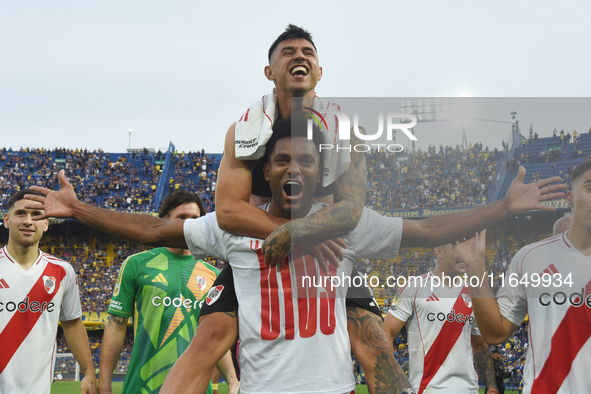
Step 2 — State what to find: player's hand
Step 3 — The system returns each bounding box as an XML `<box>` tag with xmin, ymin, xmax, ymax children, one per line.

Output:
<box><xmin>262</xmin><ymin>223</ymin><xmax>346</xmax><ymax>271</ymax></box>
<box><xmin>454</xmin><ymin>229</ymin><xmax>486</xmax><ymax>268</ymax></box>
<box><xmin>297</xmin><ymin>237</ymin><xmax>346</xmax><ymax>273</ymax></box>
<box><xmin>262</xmin><ymin>223</ymin><xmax>293</xmax><ymax>268</ymax></box>
<box><xmin>228</xmin><ymin>380</ymin><xmax>240</xmax><ymax>394</ymax></box>
<box><xmin>505</xmin><ymin>166</ymin><xmax>566</xmax><ymax>214</ymax></box>
<box><xmin>24</xmin><ymin>169</ymin><xmax>80</xmax><ymax>220</ymax></box>
<box><xmin>80</xmin><ymin>373</ymin><xmax>97</xmax><ymax>394</ymax></box>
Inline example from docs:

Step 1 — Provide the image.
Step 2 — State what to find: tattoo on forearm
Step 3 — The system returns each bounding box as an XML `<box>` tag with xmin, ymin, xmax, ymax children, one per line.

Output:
<box><xmin>223</xmin><ymin>310</ymin><xmax>237</xmax><ymax>318</ymax></box>
<box><xmin>374</xmin><ymin>352</ymin><xmax>412</xmax><ymax>394</ymax></box>
<box><xmin>474</xmin><ymin>345</ymin><xmax>497</xmax><ymax>390</ymax></box>
<box><xmin>347</xmin><ymin>307</ymin><xmax>412</xmax><ymax>393</ymax></box>
<box><xmin>108</xmin><ymin>315</ymin><xmax>129</xmax><ymax>326</ymax></box>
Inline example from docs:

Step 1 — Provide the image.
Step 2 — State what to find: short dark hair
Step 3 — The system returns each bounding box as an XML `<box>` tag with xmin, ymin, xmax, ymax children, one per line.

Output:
<box><xmin>7</xmin><ymin>189</ymin><xmax>45</xmax><ymax>211</ymax></box>
<box><xmin>268</xmin><ymin>24</ymin><xmax>317</xmax><ymax>62</ymax></box>
<box><xmin>158</xmin><ymin>190</ymin><xmax>206</xmax><ymax>218</ymax></box>
<box><xmin>571</xmin><ymin>156</ymin><xmax>591</xmax><ymax>187</ymax></box>
<box><xmin>262</xmin><ymin>117</ymin><xmax>323</xmax><ymax>167</ymax></box>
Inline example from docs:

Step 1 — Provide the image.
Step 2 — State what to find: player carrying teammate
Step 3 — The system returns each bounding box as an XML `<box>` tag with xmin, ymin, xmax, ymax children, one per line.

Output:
<box><xmin>383</xmin><ymin>242</ymin><xmax>498</xmax><ymax>393</ymax></box>
<box><xmin>180</xmin><ymin>24</ymin><xmax>408</xmax><ymax>394</ymax></box>
<box><xmin>0</xmin><ymin>190</ymin><xmax>95</xmax><ymax>393</ymax></box>
<box><xmin>25</xmin><ymin>119</ymin><xmax>565</xmax><ymax>393</ymax></box>
<box><xmin>98</xmin><ymin>190</ymin><xmax>238</xmax><ymax>394</ymax></box>
<box><xmin>458</xmin><ymin>157</ymin><xmax>591</xmax><ymax>393</ymax></box>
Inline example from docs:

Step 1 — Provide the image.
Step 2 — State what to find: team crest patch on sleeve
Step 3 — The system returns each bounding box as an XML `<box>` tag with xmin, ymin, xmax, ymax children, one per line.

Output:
<box><xmin>206</xmin><ymin>285</ymin><xmax>224</xmax><ymax>306</ymax></box>
<box><xmin>196</xmin><ymin>276</ymin><xmax>208</xmax><ymax>291</ymax></box>
<box><xmin>462</xmin><ymin>293</ymin><xmax>472</xmax><ymax>309</ymax></box>
<box><xmin>113</xmin><ymin>283</ymin><xmax>120</xmax><ymax>297</ymax></box>
<box><xmin>43</xmin><ymin>275</ymin><xmax>56</xmax><ymax>294</ymax></box>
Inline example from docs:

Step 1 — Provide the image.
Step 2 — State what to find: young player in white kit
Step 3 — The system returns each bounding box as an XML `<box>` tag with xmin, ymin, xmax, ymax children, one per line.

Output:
<box><xmin>460</xmin><ymin>158</ymin><xmax>591</xmax><ymax>394</ymax></box>
<box><xmin>0</xmin><ymin>190</ymin><xmax>95</xmax><ymax>393</ymax></box>
<box><xmin>383</xmin><ymin>243</ymin><xmax>498</xmax><ymax>394</ymax></box>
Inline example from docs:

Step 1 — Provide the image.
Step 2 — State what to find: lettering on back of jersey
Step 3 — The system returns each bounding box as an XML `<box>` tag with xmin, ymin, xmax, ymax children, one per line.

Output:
<box><xmin>43</xmin><ymin>276</ymin><xmax>56</xmax><ymax>294</ymax></box>
<box><xmin>206</xmin><ymin>285</ymin><xmax>224</xmax><ymax>306</ymax></box>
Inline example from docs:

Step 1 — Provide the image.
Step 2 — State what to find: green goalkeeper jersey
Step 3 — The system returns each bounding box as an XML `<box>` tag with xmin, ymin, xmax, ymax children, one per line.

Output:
<box><xmin>108</xmin><ymin>247</ymin><xmax>219</xmax><ymax>394</ymax></box>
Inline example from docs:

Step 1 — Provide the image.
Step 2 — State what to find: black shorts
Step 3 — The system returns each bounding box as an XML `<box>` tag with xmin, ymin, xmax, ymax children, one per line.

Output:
<box><xmin>251</xmin><ymin>159</ymin><xmax>336</xmax><ymax>198</ymax></box>
<box><xmin>199</xmin><ymin>265</ymin><xmax>382</xmax><ymax>319</ymax></box>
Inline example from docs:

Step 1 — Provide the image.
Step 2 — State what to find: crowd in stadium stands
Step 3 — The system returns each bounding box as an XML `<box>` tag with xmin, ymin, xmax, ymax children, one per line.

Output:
<box><xmin>0</xmin><ymin>147</ymin><xmax>162</xmax><ymax>213</ymax></box>
<box><xmin>169</xmin><ymin>150</ymin><xmax>218</xmax><ymax>212</ymax></box>
<box><xmin>365</xmin><ymin>142</ymin><xmax>499</xmax><ymax>210</ymax></box>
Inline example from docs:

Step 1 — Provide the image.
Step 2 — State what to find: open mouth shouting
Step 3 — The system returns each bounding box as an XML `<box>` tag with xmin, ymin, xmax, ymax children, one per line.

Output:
<box><xmin>290</xmin><ymin>65</ymin><xmax>309</xmax><ymax>76</ymax></box>
<box><xmin>283</xmin><ymin>180</ymin><xmax>304</xmax><ymax>201</ymax></box>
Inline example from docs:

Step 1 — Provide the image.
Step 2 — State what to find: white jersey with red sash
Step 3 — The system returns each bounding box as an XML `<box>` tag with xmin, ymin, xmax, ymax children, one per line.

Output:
<box><xmin>0</xmin><ymin>246</ymin><xmax>82</xmax><ymax>393</ymax></box>
<box><xmin>185</xmin><ymin>203</ymin><xmax>403</xmax><ymax>394</ymax></box>
<box><xmin>497</xmin><ymin>231</ymin><xmax>591</xmax><ymax>394</ymax></box>
<box><xmin>388</xmin><ymin>272</ymin><xmax>480</xmax><ymax>394</ymax></box>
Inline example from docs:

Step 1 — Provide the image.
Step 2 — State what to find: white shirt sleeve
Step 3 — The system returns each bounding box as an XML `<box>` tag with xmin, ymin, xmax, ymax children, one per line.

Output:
<box><xmin>388</xmin><ymin>283</ymin><xmax>415</xmax><ymax>323</ymax></box>
<box><xmin>496</xmin><ymin>247</ymin><xmax>529</xmax><ymax>327</ymax></box>
<box><xmin>471</xmin><ymin>315</ymin><xmax>482</xmax><ymax>336</ymax></box>
<box><xmin>183</xmin><ymin>212</ymin><xmax>229</xmax><ymax>261</ymax></box>
<box><xmin>59</xmin><ymin>263</ymin><xmax>83</xmax><ymax>322</ymax></box>
<box><xmin>346</xmin><ymin>208</ymin><xmax>403</xmax><ymax>259</ymax></box>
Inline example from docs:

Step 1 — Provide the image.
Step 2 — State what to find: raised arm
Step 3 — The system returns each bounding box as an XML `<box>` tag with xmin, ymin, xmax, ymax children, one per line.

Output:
<box><xmin>454</xmin><ymin>230</ymin><xmax>518</xmax><ymax>344</ymax></box>
<box><xmin>215</xmin><ymin>123</ymin><xmax>290</xmax><ymax>237</ymax></box>
<box><xmin>25</xmin><ymin>170</ymin><xmax>187</xmax><ymax>249</ymax></box>
<box><xmin>400</xmin><ymin>167</ymin><xmax>565</xmax><ymax>247</ymax></box>
<box><xmin>61</xmin><ymin>317</ymin><xmax>96</xmax><ymax>394</ymax></box>
<box><xmin>471</xmin><ymin>335</ymin><xmax>498</xmax><ymax>394</ymax></box>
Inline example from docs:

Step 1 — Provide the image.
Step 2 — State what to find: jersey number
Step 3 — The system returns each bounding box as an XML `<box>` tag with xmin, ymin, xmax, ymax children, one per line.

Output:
<box><xmin>257</xmin><ymin>248</ymin><xmax>336</xmax><ymax>340</ymax></box>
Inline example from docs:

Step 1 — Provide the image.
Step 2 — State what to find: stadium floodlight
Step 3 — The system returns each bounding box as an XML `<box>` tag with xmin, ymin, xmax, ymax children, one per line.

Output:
<box><xmin>399</xmin><ymin>98</ymin><xmax>453</xmax><ymax>124</ymax></box>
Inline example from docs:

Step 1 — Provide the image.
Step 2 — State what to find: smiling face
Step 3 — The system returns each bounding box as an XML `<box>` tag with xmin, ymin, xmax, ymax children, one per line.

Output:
<box><xmin>4</xmin><ymin>199</ymin><xmax>48</xmax><ymax>249</ymax></box>
<box><xmin>263</xmin><ymin>136</ymin><xmax>321</xmax><ymax>219</ymax></box>
<box><xmin>264</xmin><ymin>38</ymin><xmax>322</xmax><ymax>97</ymax></box>
<box><xmin>434</xmin><ymin>244</ymin><xmax>466</xmax><ymax>278</ymax></box>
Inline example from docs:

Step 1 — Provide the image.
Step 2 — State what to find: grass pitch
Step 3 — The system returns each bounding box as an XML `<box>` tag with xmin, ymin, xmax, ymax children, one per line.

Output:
<box><xmin>51</xmin><ymin>381</ymin><xmax>519</xmax><ymax>393</ymax></box>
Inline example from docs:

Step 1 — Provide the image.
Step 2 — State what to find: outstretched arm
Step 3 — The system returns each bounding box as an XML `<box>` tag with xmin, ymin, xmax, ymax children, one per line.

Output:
<box><xmin>472</xmin><ymin>335</ymin><xmax>498</xmax><ymax>394</ymax></box>
<box><xmin>347</xmin><ymin>307</ymin><xmax>414</xmax><ymax>394</ymax></box>
<box><xmin>61</xmin><ymin>318</ymin><xmax>96</xmax><ymax>394</ymax></box>
<box><xmin>25</xmin><ymin>170</ymin><xmax>187</xmax><ymax>249</ymax></box>
<box><xmin>400</xmin><ymin>167</ymin><xmax>565</xmax><ymax>247</ymax></box>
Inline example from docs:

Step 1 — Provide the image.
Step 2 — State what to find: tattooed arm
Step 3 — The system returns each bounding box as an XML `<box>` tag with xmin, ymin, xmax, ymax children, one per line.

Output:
<box><xmin>98</xmin><ymin>314</ymin><xmax>129</xmax><ymax>394</ymax></box>
<box><xmin>347</xmin><ymin>306</ymin><xmax>414</xmax><ymax>394</ymax></box>
<box><xmin>262</xmin><ymin>131</ymin><xmax>368</xmax><ymax>267</ymax></box>
<box><xmin>472</xmin><ymin>335</ymin><xmax>498</xmax><ymax>393</ymax></box>
<box><xmin>161</xmin><ymin>311</ymin><xmax>239</xmax><ymax>394</ymax></box>
<box><xmin>62</xmin><ymin>317</ymin><xmax>96</xmax><ymax>394</ymax></box>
